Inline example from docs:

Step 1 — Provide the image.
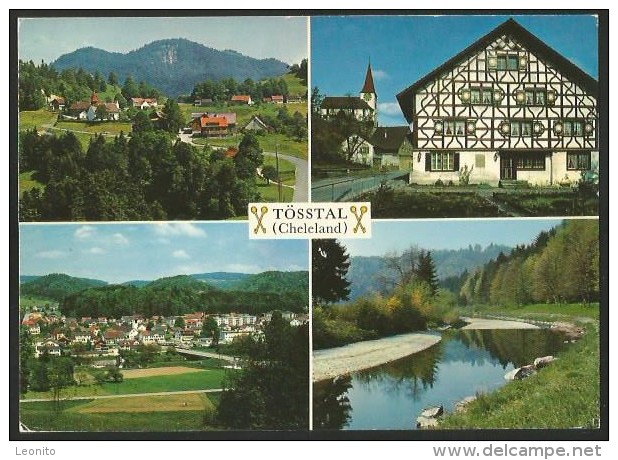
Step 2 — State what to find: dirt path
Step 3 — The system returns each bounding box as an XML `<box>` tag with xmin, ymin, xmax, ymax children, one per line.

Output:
<box><xmin>313</xmin><ymin>333</ymin><xmax>441</xmax><ymax>382</ymax></box>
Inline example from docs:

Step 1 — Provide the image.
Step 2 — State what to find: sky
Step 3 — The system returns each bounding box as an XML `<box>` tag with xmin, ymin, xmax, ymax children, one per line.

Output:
<box><xmin>342</xmin><ymin>218</ymin><xmax>576</xmax><ymax>257</ymax></box>
<box><xmin>18</xmin><ymin>16</ymin><xmax>308</xmax><ymax>66</ymax></box>
<box><xmin>312</xmin><ymin>14</ymin><xmax>599</xmax><ymax>126</ymax></box>
<box><xmin>19</xmin><ymin>222</ymin><xmax>309</xmax><ymax>284</ymax></box>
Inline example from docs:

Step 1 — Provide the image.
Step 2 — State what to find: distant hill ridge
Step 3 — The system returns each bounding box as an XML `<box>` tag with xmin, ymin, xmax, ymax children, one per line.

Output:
<box><xmin>53</xmin><ymin>38</ymin><xmax>290</xmax><ymax>97</ymax></box>
<box><xmin>347</xmin><ymin>244</ymin><xmax>512</xmax><ymax>301</ymax></box>
<box><xmin>21</xmin><ymin>270</ymin><xmax>308</xmax><ymax>301</ymax></box>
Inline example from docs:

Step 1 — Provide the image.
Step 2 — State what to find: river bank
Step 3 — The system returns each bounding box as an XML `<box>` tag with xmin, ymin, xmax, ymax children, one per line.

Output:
<box><xmin>313</xmin><ymin>332</ymin><xmax>441</xmax><ymax>381</ymax></box>
<box><xmin>313</xmin><ymin>316</ymin><xmax>540</xmax><ymax>382</ymax></box>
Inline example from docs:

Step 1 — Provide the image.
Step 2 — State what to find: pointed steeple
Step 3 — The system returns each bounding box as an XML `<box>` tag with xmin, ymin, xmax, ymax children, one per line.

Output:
<box><xmin>361</xmin><ymin>62</ymin><xmax>376</xmax><ymax>94</ymax></box>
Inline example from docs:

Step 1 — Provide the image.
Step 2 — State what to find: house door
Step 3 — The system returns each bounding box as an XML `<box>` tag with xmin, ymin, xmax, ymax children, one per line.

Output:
<box><xmin>500</xmin><ymin>153</ymin><xmax>517</xmax><ymax>180</ymax></box>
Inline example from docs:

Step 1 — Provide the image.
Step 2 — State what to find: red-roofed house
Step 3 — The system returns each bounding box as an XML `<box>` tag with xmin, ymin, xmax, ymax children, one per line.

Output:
<box><xmin>191</xmin><ymin>114</ymin><xmax>229</xmax><ymax>137</ymax></box>
<box><xmin>230</xmin><ymin>95</ymin><xmax>253</xmax><ymax>105</ymax></box>
<box><xmin>270</xmin><ymin>95</ymin><xmax>285</xmax><ymax>104</ymax></box>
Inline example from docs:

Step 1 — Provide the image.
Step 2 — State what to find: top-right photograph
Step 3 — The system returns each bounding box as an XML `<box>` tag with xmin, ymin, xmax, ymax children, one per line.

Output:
<box><xmin>311</xmin><ymin>15</ymin><xmax>600</xmax><ymax>218</ymax></box>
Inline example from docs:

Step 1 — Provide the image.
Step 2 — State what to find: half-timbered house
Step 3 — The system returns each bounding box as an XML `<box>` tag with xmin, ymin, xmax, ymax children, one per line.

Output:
<box><xmin>396</xmin><ymin>19</ymin><xmax>598</xmax><ymax>186</ymax></box>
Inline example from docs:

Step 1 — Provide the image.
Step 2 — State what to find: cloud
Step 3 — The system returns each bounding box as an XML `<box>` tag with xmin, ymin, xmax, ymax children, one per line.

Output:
<box><xmin>372</xmin><ymin>69</ymin><xmax>389</xmax><ymax>80</ymax></box>
<box><xmin>74</xmin><ymin>226</ymin><xmax>96</xmax><ymax>239</ymax></box>
<box><xmin>36</xmin><ymin>250</ymin><xmax>67</xmax><ymax>259</ymax></box>
<box><xmin>153</xmin><ymin>223</ymin><xmax>207</xmax><ymax>238</ymax></box>
<box><xmin>111</xmin><ymin>233</ymin><xmax>129</xmax><ymax>245</ymax></box>
<box><xmin>378</xmin><ymin>102</ymin><xmax>403</xmax><ymax>116</ymax></box>
<box><xmin>85</xmin><ymin>247</ymin><xmax>105</xmax><ymax>255</ymax></box>
<box><xmin>172</xmin><ymin>249</ymin><xmax>191</xmax><ymax>260</ymax></box>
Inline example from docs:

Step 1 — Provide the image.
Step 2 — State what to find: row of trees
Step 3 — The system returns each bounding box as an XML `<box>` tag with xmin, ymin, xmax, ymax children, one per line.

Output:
<box><xmin>19</xmin><ymin>128</ymin><xmax>264</xmax><ymax>221</ymax></box>
<box><xmin>459</xmin><ymin>220</ymin><xmax>599</xmax><ymax>306</ymax></box>
<box><xmin>18</xmin><ymin>60</ymin><xmax>163</xmax><ymax>111</ymax></box>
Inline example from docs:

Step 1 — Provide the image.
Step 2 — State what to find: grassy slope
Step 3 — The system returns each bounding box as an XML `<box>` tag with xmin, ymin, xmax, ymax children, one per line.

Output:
<box><xmin>439</xmin><ymin>303</ymin><xmax>600</xmax><ymax>429</ymax></box>
<box><xmin>19</xmin><ymin>171</ymin><xmax>45</xmax><ymax>197</ymax></box>
<box><xmin>440</xmin><ymin>323</ymin><xmax>600</xmax><ymax>429</ymax></box>
<box><xmin>19</xmin><ymin>110</ymin><xmax>58</xmax><ymax>131</ymax></box>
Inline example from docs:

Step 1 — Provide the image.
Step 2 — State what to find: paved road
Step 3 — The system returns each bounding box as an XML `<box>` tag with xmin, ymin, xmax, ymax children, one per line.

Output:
<box><xmin>42</xmin><ymin>124</ymin><xmax>119</xmax><ymax>138</ymax></box>
<box><xmin>263</xmin><ymin>151</ymin><xmax>308</xmax><ymax>202</ymax></box>
<box><xmin>312</xmin><ymin>170</ymin><xmax>409</xmax><ymax>202</ymax></box>
<box><xmin>20</xmin><ymin>388</ymin><xmax>225</xmax><ymax>403</ymax></box>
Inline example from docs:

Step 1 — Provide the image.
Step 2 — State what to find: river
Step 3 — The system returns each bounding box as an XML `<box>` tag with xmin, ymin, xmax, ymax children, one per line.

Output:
<box><xmin>313</xmin><ymin>328</ymin><xmax>568</xmax><ymax>430</ymax></box>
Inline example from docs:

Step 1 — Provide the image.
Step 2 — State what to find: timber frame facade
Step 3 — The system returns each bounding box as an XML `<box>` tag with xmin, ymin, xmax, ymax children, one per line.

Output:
<box><xmin>396</xmin><ymin>19</ymin><xmax>598</xmax><ymax>186</ymax></box>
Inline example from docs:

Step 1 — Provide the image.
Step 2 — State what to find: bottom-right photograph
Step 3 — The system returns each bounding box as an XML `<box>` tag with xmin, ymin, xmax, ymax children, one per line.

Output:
<box><xmin>311</xmin><ymin>218</ymin><xmax>600</xmax><ymax>431</ymax></box>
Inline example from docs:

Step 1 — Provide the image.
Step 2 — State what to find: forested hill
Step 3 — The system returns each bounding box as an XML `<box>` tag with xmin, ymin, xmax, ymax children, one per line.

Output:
<box><xmin>53</xmin><ymin>38</ymin><xmax>290</xmax><ymax>97</ymax></box>
<box><xmin>22</xmin><ymin>271</ymin><xmax>309</xmax><ymax>318</ymax></box>
<box><xmin>459</xmin><ymin>220</ymin><xmax>599</xmax><ymax>306</ymax></box>
<box><xmin>232</xmin><ymin>271</ymin><xmax>309</xmax><ymax>293</ymax></box>
<box><xmin>347</xmin><ymin>244</ymin><xmax>511</xmax><ymax>301</ymax></box>
<box><xmin>20</xmin><ymin>273</ymin><xmax>108</xmax><ymax>301</ymax></box>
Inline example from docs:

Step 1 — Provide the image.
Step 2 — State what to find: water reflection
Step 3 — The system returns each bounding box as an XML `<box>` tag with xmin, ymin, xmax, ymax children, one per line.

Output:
<box><xmin>313</xmin><ymin>329</ymin><xmax>567</xmax><ymax>430</ymax></box>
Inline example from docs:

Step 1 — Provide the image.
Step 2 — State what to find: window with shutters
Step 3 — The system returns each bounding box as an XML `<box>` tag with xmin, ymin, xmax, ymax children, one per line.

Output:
<box><xmin>428</xmin><ymin>152</ymin><xmax>458</xmax><ymax>171</ymax></box>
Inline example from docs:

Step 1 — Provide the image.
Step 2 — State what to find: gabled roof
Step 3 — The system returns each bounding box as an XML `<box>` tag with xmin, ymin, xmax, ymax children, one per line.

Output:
<box><xmin>361</xmin><ymin>63</ymin><xmax>376</xmax><ymax>94</ymax></box>
<box><xmin>396</xmin><ymin>18</ymin><xmax>599</xmax><ymax>122</ymax></box>
<box><xmin>69</xmin><ymin>101</ymin><xmax>91</xmax><ymax>111</ymax></box>
<box><xmin>231</xmin><ymin>95</ymin><xmax>251</xmax><ymax>102</ymax></box>
<box><xmin>321</xmin><ymin>96</ymin><xmax>373</xmax><ymax>111</ymax></box>
<box><xmin>370</xmin><ymin>126</ymin><xmax>411</xmax><ymax>151</ymax></box>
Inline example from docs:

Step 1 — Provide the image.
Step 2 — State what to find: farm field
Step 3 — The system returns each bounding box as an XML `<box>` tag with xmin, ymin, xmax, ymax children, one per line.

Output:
<box><xmin>121</xmin><ymin>366</ymin><xmax>204</xmax><ymax>379</ymax></box>
<box><xmin>22</xmin><ymin>367</ymin><xmax>228</xmax><ymax>400</ymax></box>
<box><xmin>20</xmin><ymin>393</ymin><xmax>219</xmax><ymax>431</ymax></box>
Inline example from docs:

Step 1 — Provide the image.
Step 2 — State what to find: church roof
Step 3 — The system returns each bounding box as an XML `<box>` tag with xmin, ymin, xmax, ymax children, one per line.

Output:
<box><xmin>396</xmin><ymin>18</ymin><xmax>598</xmax><ymax>122</ymax></box>
<box><xmin>321</xmin><ymin>96</ymin><xmax>373</xmax><ymax>111</ymax></box>
<box><xmin>361</xmin><ymin>63</ymin><xmax>376</xmax><ymax>94</ymax></box>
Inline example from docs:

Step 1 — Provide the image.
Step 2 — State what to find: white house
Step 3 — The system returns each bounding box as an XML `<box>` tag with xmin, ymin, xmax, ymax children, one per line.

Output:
<box><xmin>396</xmin><ymin>19</ymin><xmax>598</xmax><ymax>186</ymax></box>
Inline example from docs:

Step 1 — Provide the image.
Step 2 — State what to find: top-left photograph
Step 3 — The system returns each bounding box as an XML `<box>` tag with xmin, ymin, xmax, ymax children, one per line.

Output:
<box><xmin>17</xmin><ymin>15</ymin><xmax>309</xmax><ymax>221</ymax></box>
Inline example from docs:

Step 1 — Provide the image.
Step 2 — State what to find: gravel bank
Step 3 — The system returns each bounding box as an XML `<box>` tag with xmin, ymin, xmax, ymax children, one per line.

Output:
<box><xmin>460</xmin><ymin>317</ymin><xmax>540</xmax><ymax>330</ymax></box>
<box><xmin>313</xmin><ymin>333</ymin><xmax>441</xmax><ymax>382</ymax></box>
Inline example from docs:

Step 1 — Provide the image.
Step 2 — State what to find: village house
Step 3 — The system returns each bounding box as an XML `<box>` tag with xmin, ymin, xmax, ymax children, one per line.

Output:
<box><xmin>131</xmin><ymin>97</ymin><xmax>158</xmax><ymax>110</ymax></box>
<box><xmin>230</xmin><ymin>95</ymin><xmax>253</xmax><ymax>105</ymax></box>
<box><xmin>396</xmin><ymin>19</ymin><xmax>598</xmax><ymax>186</ymax></box>
<box><xmin>34</xmin><ymin>339</ymin><xmax>62</xmax><ymax>358</ymax></box>
<box><xmin>66</xmin><ymin>92</ymin><xmax>120</xmax><ymax>122</ymax></box>
<box><xmin>191</xmin><ymin>114</ymin><xmax>229</xmax><ymax>137</ymax></box>
<box><xmin>243</xmin><ymin>115</ymin><xmax>271</xmax><ymax>132</ymax></box>
<box><xmin>193</xmin><ymin>98</ymin><xmax>213</xmax><ymax>106</ymax></box>
<box><xmin>48</xmin><ymin>95</ymin><xmax>65</xmax><ymax>112</ymax></box>
<box><xmin>371</xmin><ymin>126</ymin><xmax>415</xmax><ymax>169</ymax></box>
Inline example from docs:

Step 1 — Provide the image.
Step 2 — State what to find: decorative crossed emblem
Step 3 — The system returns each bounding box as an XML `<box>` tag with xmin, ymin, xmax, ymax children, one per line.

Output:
<box><xmin>250</xmin><ymin>205</ymin><xmax>268</xmax><ymax>234</ymax></box>
<box><xmin>350</xmin><ymin>205</ymin><xmax>368</xmax><ymax>234</ymax></box>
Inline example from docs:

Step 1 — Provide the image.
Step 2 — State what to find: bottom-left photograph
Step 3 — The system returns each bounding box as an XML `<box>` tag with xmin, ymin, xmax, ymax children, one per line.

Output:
<box><xmin>18</xmin><ymin>222</ymin><xmax>309</xmax><ymax>432</ymax></box>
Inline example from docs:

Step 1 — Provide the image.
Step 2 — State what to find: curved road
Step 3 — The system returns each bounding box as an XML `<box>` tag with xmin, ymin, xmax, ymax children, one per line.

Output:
<box><xmin>263</xmin><ymin>151</ymin><xmax>308</xmax><ymax>202</ymax></box>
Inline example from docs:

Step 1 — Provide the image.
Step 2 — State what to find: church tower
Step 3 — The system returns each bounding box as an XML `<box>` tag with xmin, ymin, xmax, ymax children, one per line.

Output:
<box><xmin>359</xmin><ymin>62</ymin><xmax>377</xmax><ymax>124</ymax></box>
